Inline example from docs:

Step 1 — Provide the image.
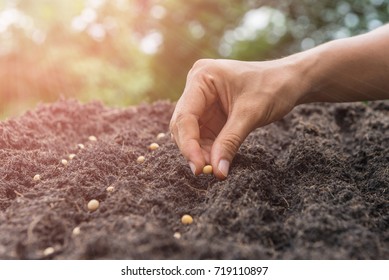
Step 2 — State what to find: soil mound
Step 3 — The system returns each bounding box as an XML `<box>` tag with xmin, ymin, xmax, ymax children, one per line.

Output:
<box><xmin>0</xmin><ymin>99</ymin><xmax>388</xmax><ymax>259</ymax></box>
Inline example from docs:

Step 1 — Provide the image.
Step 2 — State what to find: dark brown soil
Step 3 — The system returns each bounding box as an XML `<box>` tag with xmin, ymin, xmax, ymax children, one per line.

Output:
<box><xmin>0</xmin><ymin>99</ymin><xmax>388</xmax><ymax>260</ymax></box>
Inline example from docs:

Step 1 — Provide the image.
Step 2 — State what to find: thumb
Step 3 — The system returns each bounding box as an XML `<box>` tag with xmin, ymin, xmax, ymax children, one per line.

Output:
<box><xmin>211</xmin><ymin>111</ymin><xmax>253</xmax><ymax>180</ymax></box>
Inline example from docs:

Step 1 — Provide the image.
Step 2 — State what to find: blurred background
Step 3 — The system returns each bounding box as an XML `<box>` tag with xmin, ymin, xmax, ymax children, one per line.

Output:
<box><xmin>1</xmin><ymin>0</ymin><xmax>388</xmax><ymax>119</ymax></box>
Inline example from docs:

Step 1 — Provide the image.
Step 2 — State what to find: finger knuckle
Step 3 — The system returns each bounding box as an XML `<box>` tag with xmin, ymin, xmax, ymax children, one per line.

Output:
<box><xmin>174</xmin><ymin>112</ymin><xmax>187</xmax><ymax>126</ymax></box>
<box><xmin>189</xmin><ymin>59</ymin><xmax>217</xmax><ymax>78</ymax></box>
<box><xmin>220</xmin><ymin>133</ymin><xmax>242</xmax><ymax>157</ymax></box>
<box><xmin>193</xmin><ymin>58</ymin><xmax>213</xmax><ymax>69</ymax></box>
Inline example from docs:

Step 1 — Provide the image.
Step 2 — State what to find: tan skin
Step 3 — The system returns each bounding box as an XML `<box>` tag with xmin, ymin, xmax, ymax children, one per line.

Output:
<box><xmin>169</xmin><ymin>24</ymin><xmax>389</xmax><ymax>179</ymax></box>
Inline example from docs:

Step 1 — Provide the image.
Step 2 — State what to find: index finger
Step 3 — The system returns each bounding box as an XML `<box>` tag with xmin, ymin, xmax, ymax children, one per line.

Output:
<box><xmin>170</xmin><ymin>71</ymin><xmax>217</xmax><ymax>174</ymax></box>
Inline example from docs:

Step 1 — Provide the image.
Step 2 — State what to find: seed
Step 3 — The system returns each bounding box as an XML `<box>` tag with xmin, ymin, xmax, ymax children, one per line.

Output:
<box><xmin>202</xmin><ymin>165</ymin><xmax>213</xmax><ymax>174</ymax></box>
<box><xmin>77</xmin><ymin>143</ymin><xmax>85</xmax><ymax>149</ymax></box>
<box><xmin>87</xmin><ymin>199</ymin><xmax>99</xmax><ymax>212</ymax></box>
<box><xmin>149</xmin><ymin>143</ymin><xmax>159</xmax><ymax>151</ymax></box>
<box><xmin>137</xmin><ymin>156</ymin><xmax>145</xmax><ymax>163</ymax></box>
<box><xmin>157</xmin><ymin>133</ymin><xmax>166</xmax><ymax>140</ymax></box>
<box><xmin>72</xmin><ymin>226</ymin><xmax>81</xmax><ymax>236</ymax></box>
<box><xmin>33</xmin><ymin>174</ymin><xmax>41</xmax><ymax>181</ymax></box>
<box><xmin>181</xmin><ymin>214</ymin><xmax>193</xmax><ymax>225</ymax></box>
<box><xmin>68</xmin><ymin>154</ymin><xmax>76</xmax><ymax>160</ymax></box>
<box><xmin>106</xmin><ymin>186</ymin><xmax>114</xmax><ymax>192</ymax></box>
<box><xmin>43</xmin><ymin>247</ymin><xmax>55</xmax><ymax>256</ymax></box>
<box><xmin>61</xmin><ymin>159</ymin><xmax>68</xmax><ymax>166</ymax></box>
<box><xmin>173</xmin><ymin>232</ymin><xmax>181</xmax><ymax>239</ymax></box>
<box><xmin>88</xmin><ymin>135</ymin><xmax>97</xmax><ymax>141</ymax></box>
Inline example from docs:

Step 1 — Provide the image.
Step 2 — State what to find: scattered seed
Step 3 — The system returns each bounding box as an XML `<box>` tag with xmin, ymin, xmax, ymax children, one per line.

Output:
<box><xmin>137</xmin><ymin>156</ymin><xmax>145</xmax><ymax>163</ymax></box>
<box><xmin>106</xmin><ymin>186</ymin><xmax>114</xmax><ymax>192</ymax></box>
<box><xmin>157</xmin><ymin>133</ymin><xmax>166</xmax><ymax>140</ymax></box>
<box><xmin>33</xmin><ymin>174</ymin><xmax>41</xmax><ymax>181</ymax></box>
<box><xmin>43</xmin><ymin>247</ymin><xmax>55</xmax><ymax>256</ymax></box>
<box><xmin>87</xmin><ymin>199</ymin><xmax>99</xmax><ymax>212</ymax></box>
<box><xmin>72</xmin><ymin>226</ymin><xmax>81</xmax><ymax>236</ymax></box>
<box><xmin>181</xmin><ymin>214</ymin><xmax>193</xmax><ymax>225</ymax></box>
<box><xmin>61</xmin><ymin>159</ymin><xmax>68</xmax><ymax>166</ymax></box>
<box><xmin>173</xmin><ymin>232</ymin><xmax>181</xmax><ymax>239</ymax></box>
<box><xmin>202</xmin><ymin>165</ymin><xmax>213</xmax><ymax>174</ymax></box>
<box><xmin>68</xmin><ymin>154</ymin><xmax>76</xmax><ymax>160</ymax></box>
<box><xmin>77</xmin><ymin>143</ymin><xmax>85</xmax><ymax>149</ymax></box>
<box><xmin>149</xmin><ymin>143</ymin><xmax>159</xmax><ymax>151</ymax></box>
<box><xmin>88</xmin><ymin>135</ymin><xmax>97</xmax><ymax>141</ymax></box>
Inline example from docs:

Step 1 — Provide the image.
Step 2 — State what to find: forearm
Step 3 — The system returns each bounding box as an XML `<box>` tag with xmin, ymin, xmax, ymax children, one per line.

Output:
<box><xmin>292</xmin><ymin>24</ymin><xmax>389</xmax><ymax>104</ymax></box>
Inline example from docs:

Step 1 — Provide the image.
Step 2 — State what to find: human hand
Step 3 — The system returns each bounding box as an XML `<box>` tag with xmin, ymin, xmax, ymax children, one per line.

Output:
<box><xmin>169</xmin><ymin>58</ymin><xmax>305</xmax><ymax>179</ymax></box>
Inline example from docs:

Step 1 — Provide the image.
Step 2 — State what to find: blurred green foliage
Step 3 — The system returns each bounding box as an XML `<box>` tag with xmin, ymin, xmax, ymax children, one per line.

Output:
<box><xmin>0</xmin><ymin>0</ymin><xmax>388</xmax><ymax>119</ymax></box>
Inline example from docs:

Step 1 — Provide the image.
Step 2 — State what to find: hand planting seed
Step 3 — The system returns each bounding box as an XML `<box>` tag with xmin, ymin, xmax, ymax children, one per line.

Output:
<box><xmin>106</xmin><ymin>186</ymin><xmax>114</xmax><ymax>192</ymax></box>
<box><xmin>77</xmin><ymin>143</ymin><xmax>85</xmax><ymax>149</ymax></box>
<box><xmin>87</xmin><ymin>199</ymin><xmax>99</xmax><ymax>212</ymax></box>
<box><xmin>33</xmin><ymin>174</ymin><xmax>41</xmax><ymax>181</ymax></box>
<box><xmin>149</xmin><ymin>143</ymin><xmax>159</xmax><ymax>151</ymax></box>
<box><xmin>88</xmin><ymin>135</ymin><xmax>97</xmax><ymax>141</ymax></box>
<box><xmin>137</xmin><ymin>156</ymin><xmax>145</xmax><ymax>163</ymax></box>
<box><xmin>43</xmin><ymin>247</ymin><xmax>55</xmax><ymax>256</ymax></box>
<box><xmin>181</xmin><ymin>214</ymin><xmax>193</xmax><ymax>225</ymax></box>
<box><xmin>157</xmin><ymin>133</ymin><xmax>166</xmax><ymax>140</ymax></box>
<box><xmin>202</xmin><ymin>165</ymin><xmax>213</xmax><ymax>174</ymax></box>
<box><xmin>61</xmin><ymin>159</ymin><xmax>68</xmax><ymax>166</ymax></box>
<box><xmin>68</xmin><ymin>154</ymin><xmax>76</xmax><ymax>160</ymax></box>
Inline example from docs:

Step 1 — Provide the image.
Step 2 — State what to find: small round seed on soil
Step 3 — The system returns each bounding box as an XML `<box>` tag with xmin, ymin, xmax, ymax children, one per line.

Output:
<box><xmin>68</xmin><ymin>154</ymin><xmax>76</xmax><ymax>160</ymax></box>
<box><xmin>33</xmin><ymin>174</ymin><xmax>41</xmax><ymax>181</ymax></box>
<box><xmin>72</xmin><ymin>226</ymin><xmax>81</xmax><ymax>236</ymax></box>
<box><xmin>149</xmin><ymin>143</ymin><xmax>159</xmax><ymax>151</ymax></box>
<box><xmin>173</xmin><ymin>232</ymin><xmax>181</xmax><ymax>239</ymax></box>
<box><xmin>61</xmin><ymin>159</ymin><xmax>68</xmax><ymax>166</ymax></box>
<box><xmin>88</xmin><ymin>135</ymin><xmax>97</xmax><ymax>141</ymax></box>
<box><xmin>87</xmin><ymin>199</ymin><xmax>99</xmax><ymax>212</ymax></box>
<box><xmin>77</xmin><ymin>143</ymin><xmax>85</xmax><ymax>149</ymax></box>
<box><xmin>43</xmin><ymin>247</ymin><xmax>55</xmax><ymax>256</ymax></box>
<box><xmin>106</xmin><ymin>186</ymin><xmax>115</xmax><ymax>192</ymax></box>
<box><xmin>137</xmin><ymin>156</ymin><xmax>145</xmax><ymax>163</ymax></box>
<box><xmin>157</xmin><ymin>133</ymin><xmax>166</xmax><ymax>140</ymax></box>
<box><xmin>202</xmin><ymin>165</ymin><xmax>213</xmax><ymax>174</ymax></box>
<box><xmin>181</xmin><ymin>214</ymin><xmax>193</xmax><ymax>225</ymax></box>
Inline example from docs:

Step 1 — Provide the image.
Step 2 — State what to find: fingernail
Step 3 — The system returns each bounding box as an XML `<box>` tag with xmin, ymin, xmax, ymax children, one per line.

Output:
<box><xmin>188</xmin><ymin>161</ymin><xmax>196</xmax><ymax>175</ymax></box>
<box><xmin>218</xmin><ymin>159</ymin><xmax>230</xmax><ymax>178</ymax></box>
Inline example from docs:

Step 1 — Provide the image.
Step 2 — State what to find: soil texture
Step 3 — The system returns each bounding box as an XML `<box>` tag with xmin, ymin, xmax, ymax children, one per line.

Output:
<box><xmin>0</xmin><ymin>99</ymin><xmax>388</xmax><ymax>259</ymax></box>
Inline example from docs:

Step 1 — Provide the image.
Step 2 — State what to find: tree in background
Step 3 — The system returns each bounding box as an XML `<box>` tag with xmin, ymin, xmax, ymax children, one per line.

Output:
<box><xmin>0</xmin><ymin>0</ymin><xmax>388</xmax><ymax>119</ymax></box>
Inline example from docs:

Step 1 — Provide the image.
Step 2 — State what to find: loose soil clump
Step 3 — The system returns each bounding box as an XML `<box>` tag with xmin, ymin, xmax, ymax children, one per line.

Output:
<box><xmin>0</xmin><ymin>99</ymin><xmax>388</xmax><ymax>259</ymax></box>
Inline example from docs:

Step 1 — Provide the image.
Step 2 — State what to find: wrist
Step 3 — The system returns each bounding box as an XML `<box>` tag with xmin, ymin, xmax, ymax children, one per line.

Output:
<box><xmin>277</xmin><ymin>50</ymin><xmax>319</xmax><ymax>106</ymax></box>
<box><xmin>287</xmin><ymin>46</ymin><xmax>328</xmax><ymax>105</ymax></box>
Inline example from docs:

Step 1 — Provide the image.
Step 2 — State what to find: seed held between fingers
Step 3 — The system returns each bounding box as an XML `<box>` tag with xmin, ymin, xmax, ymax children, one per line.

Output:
<box><xmin>202</xmin><ymin>165</ymin><xmax>213</xmax><ymax>174</ymax></box>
